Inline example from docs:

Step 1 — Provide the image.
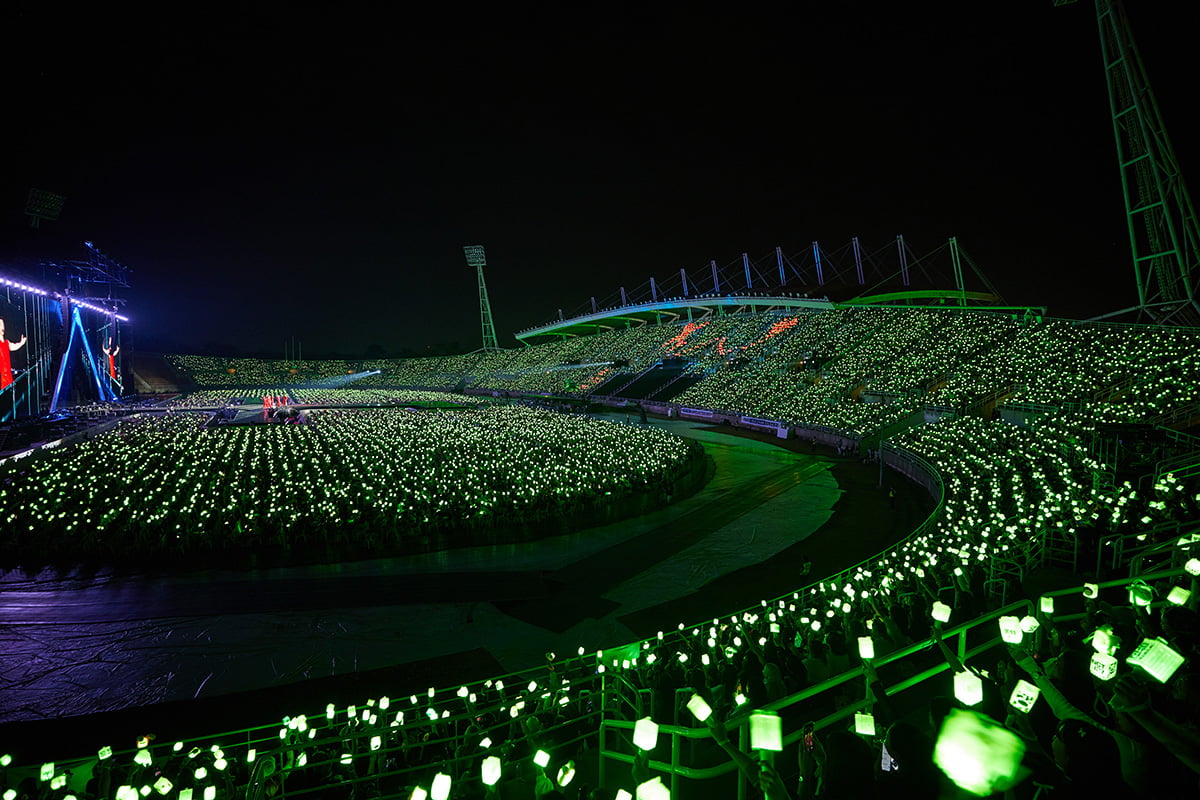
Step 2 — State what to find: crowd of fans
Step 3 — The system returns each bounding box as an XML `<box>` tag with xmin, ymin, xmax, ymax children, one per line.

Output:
<box><xmin>5</xmin><ymin>537</ymin><xmax>1196</xmax><ymax>798</ymax></box>
<box><xmin>0</xmin><ymin>406</ymin><xmax>699</xmax><ymax>568</ymax></box>
<box><xmin>165</xmin><ymin>310</ymin><xmax>1200</xmax><ymax>440</ymax></box>
<box><xmin>5</xmin><ymin>306</ymin><xmax>1200</xmax><ymax>798</ymax></box>
<box><xmin>155</xmin><ymin>390</ymin><xmax>489</xmax><ymax>409</ymax></box>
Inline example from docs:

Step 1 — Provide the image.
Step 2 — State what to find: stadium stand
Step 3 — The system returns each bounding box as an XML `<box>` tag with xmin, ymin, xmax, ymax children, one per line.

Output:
<box><xmin>4</xmin><ymin>305</ymin><xmax>1200</xmax><ymax>799</ymax></box>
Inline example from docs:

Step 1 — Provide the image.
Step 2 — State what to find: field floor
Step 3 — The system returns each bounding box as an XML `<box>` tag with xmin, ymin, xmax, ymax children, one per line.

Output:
<box><xmin>0</xmin><ymin>412</ymin><xmax>932</xmax><ymax>757</ymax></box>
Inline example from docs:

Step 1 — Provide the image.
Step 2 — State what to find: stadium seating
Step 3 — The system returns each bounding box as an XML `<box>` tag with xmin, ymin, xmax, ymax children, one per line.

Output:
<box><xmin>6</xmin><ymin>305</ymin><xmax>1200</xmax><ymax>799</ymax></box>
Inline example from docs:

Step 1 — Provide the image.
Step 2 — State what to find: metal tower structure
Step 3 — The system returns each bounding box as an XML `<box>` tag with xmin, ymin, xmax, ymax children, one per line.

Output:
<box><xmin>1063</xmin><ymin>0</ymin><xmax>1200</xmax><ymax>325</ymax></box>
<box><xmin>463</xmin><ymin>245</ymin><xmax>500</xmax><ymax>351</ymax></box>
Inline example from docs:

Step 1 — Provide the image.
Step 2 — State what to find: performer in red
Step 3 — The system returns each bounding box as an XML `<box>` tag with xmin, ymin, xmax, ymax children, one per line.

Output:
<box><xmin>0</xmin><ymin>317</ymin><xmax>29</xmax><ymax>390</ymax></box>
<box><xmin>102</xmin><ymin>338</ymin><xmax>120</xmax><ymax>380</ymax></box>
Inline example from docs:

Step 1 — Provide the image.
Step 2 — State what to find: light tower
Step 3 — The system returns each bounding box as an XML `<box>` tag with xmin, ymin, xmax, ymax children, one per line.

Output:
<box><xmin>463</xmin><ymin>245</ymin><xmax>500</xmax><ymax>351</ymax></box>
<box><xmin>24</xmin><ymin>189</ymin><xmax>65</xmax><ymax>229</ymax></box>
<box><xmin>1061</xmin><ymin>0</ymin><xmax>1200</xmax><ymax>326</ymax></box>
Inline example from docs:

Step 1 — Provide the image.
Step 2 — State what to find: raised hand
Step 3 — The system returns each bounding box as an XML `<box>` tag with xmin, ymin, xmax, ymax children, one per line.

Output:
<box><xmin>1108</xmin><ymin>675</ymin><xmax>1151</xmax><ymax>713</ymax></box>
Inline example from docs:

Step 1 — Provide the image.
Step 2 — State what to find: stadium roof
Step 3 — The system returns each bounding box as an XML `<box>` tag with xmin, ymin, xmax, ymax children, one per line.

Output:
<box><xmin>514</xmin><ymin>289</ymin><xmax>1025</xmax><ymax>343</ymax></box>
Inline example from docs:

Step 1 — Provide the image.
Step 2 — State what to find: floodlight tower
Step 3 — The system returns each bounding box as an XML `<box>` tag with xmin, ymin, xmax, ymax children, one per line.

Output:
<box><xmin>1060</xmin><ymin>0</ymin><xmax>1200</xmax><ymax>325</ymax></box>
<box><xmin>24</xmin><ymin>189</ymin><xmax>65</xmax><ymax>229</ymax></box>
<box><xmin>463</xmin><ymin>245</ymin><xmax>500</xmax><ymax>351</ymax></box>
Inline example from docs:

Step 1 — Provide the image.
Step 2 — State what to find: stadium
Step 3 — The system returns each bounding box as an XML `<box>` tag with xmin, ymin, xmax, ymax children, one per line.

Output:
<box><xmin>3</xmin><ymin>3</ymin><xmax>1200</xmax><ymax>800</ymax></box>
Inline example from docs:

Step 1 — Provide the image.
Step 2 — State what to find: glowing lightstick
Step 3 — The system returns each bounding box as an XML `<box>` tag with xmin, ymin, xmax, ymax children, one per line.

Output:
<box><xmin>1167</xmin><ymin>586</ymin><xmax>1191</xmax><ymax>605</ymax></box>
<box><xmin>1127</xmin><ymin>637</ymin><xmax>1186</xmax><ymax>683</ymax></box>
<box><xmin>1090</xmin><ymin>652</ymin><xmax>1118</xmax><ymax>680</ymax></box>
<box><xmin>1008</xmin><ymin>680</ymin><xmax>1040</xmax><ymax>713</ymax></box>
<box><xmin>481</xmin><ymin>756</ymin><xmax>501</xmax><ymax>786</ymax></box>
<box><xmin>749</xmin><ymin>711</ymin><xmax>783</xmax><ymax>751</ymax></box>
<box><xmin>858</xmin><ymin>636</ymin><xmax>875</xmax><ymax>660</ymax></box>
<box><xmin>636</xmin><ymin>777</ymin><xmax>670</xmax><ymax>800</ymax></box>
<box><xmin>633</xmin><ymin>717</ymin><xmax>659</xmax><ymax>751</ymax></box>
<box><xmin>954</xmin><ymin>671</ymin><xmax>984</xmax><ymax>706</ymax></box>
<box><xmin>1128</xmin><ymin>581</ymin><xmax>1153</xmax><ymax>607</ymax></box>
<box><xmin>933</xmin><ymin>709</ymin><xmax>1026</xmax><ymax>796</ymax></box>
<box><xmin>687</xmin><ymin>694</ymin><xmax>712</xmax><ymax>722</ymax></box>
<box><xmin>998</xmin><ymin>616</ymin><xmax>1023</xmax><ymax>645</ymax></box>
<box><xmin>430</xmin><ymin>773</ymin><xmax>451</xmax><ymax>800</ymax></box>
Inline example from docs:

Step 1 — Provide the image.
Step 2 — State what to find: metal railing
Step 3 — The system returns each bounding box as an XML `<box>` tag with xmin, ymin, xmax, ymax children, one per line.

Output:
<box><xmin>598</xmin><ymin>602</ymin><xmax>1022</xmax><ymax>799</ymax></box>
<box><xmin>598</xmin><ymin>563</ymin><xmax>1193</xmax><ymax>799</ymax></box>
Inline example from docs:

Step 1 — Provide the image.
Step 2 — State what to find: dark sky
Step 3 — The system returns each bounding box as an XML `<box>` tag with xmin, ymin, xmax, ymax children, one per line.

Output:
<box><xmin>3</xmin><ymin>2</ymin><xmax>1197</xmax><ymax>357</ymax></box>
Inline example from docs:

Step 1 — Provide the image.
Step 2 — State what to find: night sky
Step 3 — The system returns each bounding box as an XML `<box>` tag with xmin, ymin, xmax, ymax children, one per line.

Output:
<box><xmin>4</xmin><ymin>2</ymin><xmax>1197</xmax><ymax>357</ymax></box>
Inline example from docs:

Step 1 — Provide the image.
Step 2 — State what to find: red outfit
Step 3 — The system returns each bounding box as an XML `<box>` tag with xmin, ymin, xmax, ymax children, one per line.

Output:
<box><xmin>108</xmin><ymin>353</ymin><xmax>116</xmax><ymax>379</ymax></box>
<box><xmin>0</xmin><ymin>343</ymin><xmax>11</xmax><ymax>389</ymax></box>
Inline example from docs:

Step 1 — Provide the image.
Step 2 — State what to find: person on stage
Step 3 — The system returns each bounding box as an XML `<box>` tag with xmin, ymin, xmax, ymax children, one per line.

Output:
<box><xmin>102</xmin><ymin>338</ymin><xmax>120</xmax><ymax>380</ymax></box>
<box><xmin>0</xmin><ymin>317</ymin><xmax>28</xmax><ymax>391</ymax></box>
